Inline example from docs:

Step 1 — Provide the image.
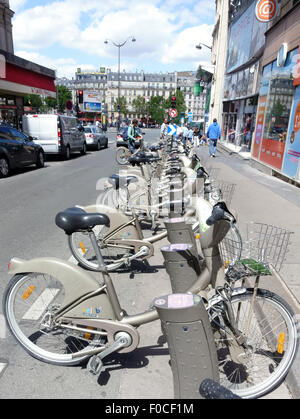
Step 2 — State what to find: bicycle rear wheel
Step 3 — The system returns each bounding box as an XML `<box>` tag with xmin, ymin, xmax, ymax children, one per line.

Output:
<box><xmin>3</xmin><ymin>273</ymin><xmax>99</xmax><ymax>365</ymax></box>
<box><xmin>211</xmin><ymin>288</ymin><xmax>298</xmax><ymax>399</ymax></box>
<box><xmin>69</xmin><ymin>227</ymin><xmax>134</xmax><ymax>271</ymax></box>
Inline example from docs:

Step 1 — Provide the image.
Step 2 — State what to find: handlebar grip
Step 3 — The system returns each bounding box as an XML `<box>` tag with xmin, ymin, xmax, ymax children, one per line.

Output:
<box><xmin>199</xmin><ymin>379</ymin><xmax>241</xmax><ymax>399</ymax></box>
<box><xmin>206</xmin><ymin>205</ymin><xmax>225</xmax><ymax>226</ymax></box>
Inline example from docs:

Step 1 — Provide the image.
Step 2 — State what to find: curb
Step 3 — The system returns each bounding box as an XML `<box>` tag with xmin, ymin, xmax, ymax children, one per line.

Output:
<box><xmin>218</xmin><ymin>142</ymin><xmax>251</xmax><ymax>160</ymax></box>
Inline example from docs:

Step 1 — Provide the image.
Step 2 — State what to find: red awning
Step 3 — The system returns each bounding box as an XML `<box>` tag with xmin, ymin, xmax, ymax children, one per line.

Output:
<box><xmin>5</xmin><ymin>62</ymin><xmax>56</xmax><ymax>93</ymax></box>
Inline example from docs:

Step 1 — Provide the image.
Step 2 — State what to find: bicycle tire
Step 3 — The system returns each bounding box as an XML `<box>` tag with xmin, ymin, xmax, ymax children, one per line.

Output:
<box><xmin>3</xmin><ymin>273</ymin><xmax>97</xmax><ymax>366</ymax></box>
<box><xmin>210</xmin><ymin>288</ymin><xmax>298</xmax><ymax>399</ymax></box>
<box><xmin>68</xmin><ymin>229</ymin><xmax>133</xmax><ymax>272</ymax></box>
<box><xmin>116</xmin><ymin>147</ymin><xmax>130</xmax><ymax>165</ymax></box>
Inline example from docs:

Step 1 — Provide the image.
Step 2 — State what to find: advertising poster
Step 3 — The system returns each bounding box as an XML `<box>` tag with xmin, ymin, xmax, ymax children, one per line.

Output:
<box><xmin>282</xmin><ymin>86</ymin><xmax>300</xmax><ymax>178</ymax></box>
<box><xmin>293</xmin><ymin>47</ymin><xmax>300</xmax><ymax>87</ymax></box>
<box><xmin>83</xmin><ymin>90</ymin><xmax>101</xmax><ymax>113</ymax></box>
<box><xmin>252</xmin><ymin>95</ymin><xmax>267</xmax><ymax>158</ymax></box>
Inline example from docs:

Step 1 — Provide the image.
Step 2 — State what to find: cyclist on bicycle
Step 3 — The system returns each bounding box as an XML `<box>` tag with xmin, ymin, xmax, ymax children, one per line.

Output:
<box><xmin>127</xmin><ymin>119</ymin><xmax>139</xmax><ymax>154</ymax></box>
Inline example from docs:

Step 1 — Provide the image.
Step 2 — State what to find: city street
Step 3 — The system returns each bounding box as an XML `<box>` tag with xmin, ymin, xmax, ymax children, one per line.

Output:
<box><xmin>0</xmin><ymin>129</ymin><xmax>299</xmax><ymax>399</ymax></box>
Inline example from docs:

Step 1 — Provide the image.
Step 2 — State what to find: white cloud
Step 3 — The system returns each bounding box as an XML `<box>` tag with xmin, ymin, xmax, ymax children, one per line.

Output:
<box><xmin>12</xmin><ymin>0</ymin><xmax>215</xmax><ymax>76</ymax></box>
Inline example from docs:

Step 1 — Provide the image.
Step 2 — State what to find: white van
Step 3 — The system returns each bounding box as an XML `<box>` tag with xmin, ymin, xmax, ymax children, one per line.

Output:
<box><xmin>22</xmin><ymin>114</ymin><xmax>87</xmax><ymax>159</ymax></box>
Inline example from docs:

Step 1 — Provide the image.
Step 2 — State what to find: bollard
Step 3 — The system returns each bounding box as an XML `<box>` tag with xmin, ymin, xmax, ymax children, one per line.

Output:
<box><xmin>153</xmin><ymin>293</ymin><xmax>219</xmax><ymax>399</ymax></box>
<box><xmin>161</xmin><ymin>244</ymin><xmax>200</xmax><ymax>293</ymax></box>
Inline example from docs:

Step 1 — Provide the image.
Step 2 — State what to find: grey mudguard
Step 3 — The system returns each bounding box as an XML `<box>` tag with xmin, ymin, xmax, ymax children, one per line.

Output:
<box><xmin>8</xmin><ymin>257</ymin><xmax>116</xmax><ymax>319</ymax></box>
<box><xmin>77</xmin><ymin>204</ymin><xmax>140</xmax><ymax>240</ymax></box>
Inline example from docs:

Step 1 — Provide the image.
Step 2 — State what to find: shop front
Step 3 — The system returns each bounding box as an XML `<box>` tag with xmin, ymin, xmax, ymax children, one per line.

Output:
<box><xmin>251</xmin><ymin>3</ymin><xmax>300</xmax><ymax>181</ymax></box>
<box><xmin>221</xmin><ymin>0</ymin><xmax>270</xmax><ymax>150</ymax></box>
<box><xmin>0</xmin><ymin>49</ymin><xmax>56</xmax><ymax>128</ymax></box>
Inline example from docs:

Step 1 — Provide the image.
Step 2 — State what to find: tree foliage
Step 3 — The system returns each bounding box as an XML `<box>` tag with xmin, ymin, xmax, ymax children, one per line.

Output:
<box><xmin>56</xmin><ymin>85</ymin><xmax>72</xmax><ymax>113</ymax></box>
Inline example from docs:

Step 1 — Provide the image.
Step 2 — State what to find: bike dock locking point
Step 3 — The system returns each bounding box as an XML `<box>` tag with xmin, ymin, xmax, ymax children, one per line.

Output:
<box><xmin>161</xmin><ymin>243</ymin><xmax>201</xmax><ymax>294</ymax></box>
<box><xmin>153</xmin><ymin>293</ymin><xmax>219</xmax><ymax>399</ymax></box>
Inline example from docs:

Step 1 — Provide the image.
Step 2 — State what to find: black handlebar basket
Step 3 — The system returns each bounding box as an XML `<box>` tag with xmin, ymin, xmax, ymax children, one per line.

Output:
<box><xmin>219</xmin><ymin>222</ymin><xmax>293</xmax><ymax>278</ymax></box>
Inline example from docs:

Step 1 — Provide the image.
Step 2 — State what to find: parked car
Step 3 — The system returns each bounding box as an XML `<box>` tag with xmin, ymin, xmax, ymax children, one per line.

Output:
<box><xmin>116</xmin><ymin>126</ymin><xmax>144</xmax><ymax>148</ymax></box>
<box><xmin>22</xmin><ymin>114</ymin><xmax>87</xmax><ymax>160</ymax></box>
<box><xmin>83</xmin><ymin>125</ymin><xmax>108</xmax><ymax>150</ymax></box>
<box><xmin>0</xmin><ymin>124</ymin><xmax>45</xmax><ymax>178</ymax></box>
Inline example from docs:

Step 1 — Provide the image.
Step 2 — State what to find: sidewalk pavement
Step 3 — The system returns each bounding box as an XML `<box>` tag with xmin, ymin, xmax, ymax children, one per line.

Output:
<box><xmin>197</xmin><ymin>144</ymin><xmax>300</xmax><ymax>399</ymax></box>
<box><xmin>218</xmin><ymin>140</ymin><xmax>251</xmax><ymax>160</ymax></box>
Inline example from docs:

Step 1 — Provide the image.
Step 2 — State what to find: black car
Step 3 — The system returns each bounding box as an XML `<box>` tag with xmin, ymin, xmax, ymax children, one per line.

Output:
<box><xmin>0</xmin><ymin>124</ymin><xmax>45</xmax><ymax>178</ymax></box>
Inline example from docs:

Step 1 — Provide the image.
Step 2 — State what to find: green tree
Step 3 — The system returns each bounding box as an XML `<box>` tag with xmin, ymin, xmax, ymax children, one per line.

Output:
<box><xmin>56</xmin><ymin>85</ymin><xmax>72</xmax><ymax>113</ymax></box>
<box><xmin>132</xmin><ymin>95</ymin><xmax>148</xmax><ymax>117</ymax></box>
<box><xmin>114</xmin><ymin>96</ymin><xmax>128</xmax><ymax>117</ymax></box>
<box><xmin>44</xmin><ymin>96</ymin><xmax>57</xmax><ymax>110</ymax></box>
<box><xmin>24</xmin><ymin>94</ymin><xmax>43</xmax><ymax>110</ymax></box>
<box><xmin>149</xmin><ymin>96</ymin><xmax>166</xmax><ymax>124</ymax></box>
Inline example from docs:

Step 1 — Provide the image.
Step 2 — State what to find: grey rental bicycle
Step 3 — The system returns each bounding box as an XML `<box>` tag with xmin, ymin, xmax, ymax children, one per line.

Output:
<box><xmin>2</xmin><ymin>200</ymin><xmax>298</xmax><ymax>399</ymax></box>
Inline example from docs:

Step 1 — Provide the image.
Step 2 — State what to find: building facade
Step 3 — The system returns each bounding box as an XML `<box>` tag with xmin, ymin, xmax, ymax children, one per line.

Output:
<box><xmin>0</xmin><ymin>0</ymin><xmax>56</xmax><ymax>128</ymax></box>
<box><xmin>251</xmin><ymin>1</ymin><xmax>300</xmax><ymax>181</ymax></box>
<box><xmin>176</xmin><ymin>71</ymin><xmax>207</xmax><ymax>123</ymax></box>
<box><xmin>56</xmin><ymin>68</ymin><xmax>209</xmax><ymax>124</ymax></box>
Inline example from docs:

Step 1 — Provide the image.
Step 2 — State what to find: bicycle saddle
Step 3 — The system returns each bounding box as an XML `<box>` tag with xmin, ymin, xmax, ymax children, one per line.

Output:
<box><xmin>55</xmin><ymin>207</ymin><xmax>110</xmax><ymax>235</ymax></box>
<box><xmin>108</xmin><ymin>174</ymin><xmax>137</xmax><ymax>189</ymax></box>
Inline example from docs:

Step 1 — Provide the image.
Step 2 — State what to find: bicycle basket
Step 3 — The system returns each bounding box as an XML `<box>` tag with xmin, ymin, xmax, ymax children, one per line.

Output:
<box><xmin>220</xmin><ymin>222</ymin><xmax>293</xmax><ymax>277</ymax></box>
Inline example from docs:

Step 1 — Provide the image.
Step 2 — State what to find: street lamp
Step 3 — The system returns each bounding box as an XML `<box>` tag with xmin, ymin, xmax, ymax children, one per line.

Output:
<box><xmin>195</xmin><ymin>43</ymin><xmax>212</xmax><ymax>51</ymax></box>
<box><xmin>104</xmin><ymin>36</ymin><xmax>136</xmax><ymax>130</ymax></box>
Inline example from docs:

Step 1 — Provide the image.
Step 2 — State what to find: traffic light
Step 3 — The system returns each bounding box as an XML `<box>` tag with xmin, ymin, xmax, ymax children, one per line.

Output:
<box><xmin>78</xmin><ymin>90</ymin><xmax>83</xmax><ymax>104</ymax></box>
<box><xmin>171</xmin><ymin>96</ymin><xmax>176</xmax><ymax>109</ymax></box>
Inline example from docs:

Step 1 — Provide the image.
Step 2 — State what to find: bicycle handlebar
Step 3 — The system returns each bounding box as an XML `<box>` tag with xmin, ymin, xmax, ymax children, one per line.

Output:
<box><xmin>206</xmin><ymin>202</ymin><xmax>235</xmax><ymax>226</ymax></box>
<box><xmin>199</xmin><ymin>379</ymin><xmax>241</xmax><ymax>399</ymax></box>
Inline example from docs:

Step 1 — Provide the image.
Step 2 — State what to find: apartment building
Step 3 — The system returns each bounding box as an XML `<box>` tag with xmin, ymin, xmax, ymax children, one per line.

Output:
<box><xmin>56</xmin><ymin>68</ymin><xmax>209</xmax><ymax>123</ymax></box>
<box><xmin>176</xmin><ymin>71</ymin><xmax>207</xmax><ymax>123</ymax></box>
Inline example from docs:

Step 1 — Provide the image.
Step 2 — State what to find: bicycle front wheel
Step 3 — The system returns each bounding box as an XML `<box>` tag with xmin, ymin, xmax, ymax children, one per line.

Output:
<box><xmin>3</xmin><ymin>273</ymin><xmax>97</xmax><ymax>365</ymax></box>
<box><xmin>116</xmin><ymin>147</ymin><xmax>130</xmax><ymax>165</ymax></box>
<box><xmin>212</xmin><ymin>288</ymin><xmax>298</xmax><ymax>399</ymax></box>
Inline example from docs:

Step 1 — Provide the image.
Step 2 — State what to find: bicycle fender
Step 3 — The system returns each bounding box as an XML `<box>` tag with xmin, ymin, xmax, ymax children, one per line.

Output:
<box><xmin>8</xmin><ymin>257</ymin><xmax>100</xmax><ymax>308</ymax></box>
<box><xmin>77</xmin><ymin>204</ymin><xmax>140</xmax><ymax>240</ymax></box>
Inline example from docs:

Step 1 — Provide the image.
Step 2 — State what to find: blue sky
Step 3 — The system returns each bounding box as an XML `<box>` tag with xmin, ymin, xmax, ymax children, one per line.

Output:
<box><xmin>10</xmin><ymin>0</ymin><xmax>215</xmax><ymax>78</ymax></box>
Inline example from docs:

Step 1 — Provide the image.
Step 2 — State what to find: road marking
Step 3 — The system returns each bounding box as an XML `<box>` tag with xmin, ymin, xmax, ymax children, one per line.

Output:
<box><xmin>22</xmin><ymin>288</ymin><xmax>60</xmax><ymax>321</ymax></box>
<box><xmin>0</xmin><ymin>359</ymin><xmax>8</xmax><ymax>377</ymax></box>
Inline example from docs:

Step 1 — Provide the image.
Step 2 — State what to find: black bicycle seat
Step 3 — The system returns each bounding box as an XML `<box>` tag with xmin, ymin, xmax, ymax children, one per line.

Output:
<box><xmin>55</xmin><ymin>207</ymin><xmax>110</xmax><ymax>235</ymax></box>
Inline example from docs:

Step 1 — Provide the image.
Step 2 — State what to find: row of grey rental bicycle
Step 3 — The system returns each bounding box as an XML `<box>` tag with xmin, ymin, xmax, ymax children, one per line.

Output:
<box><xmin>2</xmin><ymin>136</ymin><xmax>298</xmax><ymax>399</ymax></box>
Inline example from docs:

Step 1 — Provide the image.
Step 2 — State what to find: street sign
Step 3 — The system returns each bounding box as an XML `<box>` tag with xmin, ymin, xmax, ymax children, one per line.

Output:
<box><xmin>169</xmin><ymin>109</ymin><xmax>178</xmax><ymax>118</ymax></box>
<box><xmin>188</xmin><ymin>112</ymin><xmax>193</xmax><ymax>122</ymax></box>
<box><xmin>168</xmin><ymin>124</ymin><xmax>177</xmax><ymax>136</ymax></box>
<box><xmin>66</xmin><ymin>100</ymin><xmax>73</xmax><ymax>110</ymax></box>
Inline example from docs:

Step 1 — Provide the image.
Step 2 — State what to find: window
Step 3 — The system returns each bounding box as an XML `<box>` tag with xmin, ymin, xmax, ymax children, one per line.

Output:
<box><xmin>262</xmin><ymin>48</ymin><xmax>298</xmax><ymax>142</ymax></box>
<box><xmin>0</xmin><ymin>126</ymin><xmax>12</xmax><ymax>140</ymax></box>
<box><xmin>9</xmin><ymin>128</ymin><xmax>27</xmax><ymax>142</ymax></box>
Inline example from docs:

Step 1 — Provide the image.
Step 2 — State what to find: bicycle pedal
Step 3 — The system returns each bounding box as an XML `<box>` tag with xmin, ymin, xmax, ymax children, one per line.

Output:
<box><xmin>87</xmin><ymin>355</ymin><xmax>104</xmax><ymax>376</ymax></box>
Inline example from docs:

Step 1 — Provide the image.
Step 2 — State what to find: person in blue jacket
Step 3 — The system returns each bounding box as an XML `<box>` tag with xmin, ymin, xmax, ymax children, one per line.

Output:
<box><xmin>207</xmin><ymin>118</ymin><xmax>221</xmax><ymax>157</ymax></box>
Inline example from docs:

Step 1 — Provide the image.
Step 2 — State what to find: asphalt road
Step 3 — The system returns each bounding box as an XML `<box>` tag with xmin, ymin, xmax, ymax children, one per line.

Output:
<box><xmin>0</xmin><ymin>128</ymin><xmax>163</xmax><ymax>398</ymax></box>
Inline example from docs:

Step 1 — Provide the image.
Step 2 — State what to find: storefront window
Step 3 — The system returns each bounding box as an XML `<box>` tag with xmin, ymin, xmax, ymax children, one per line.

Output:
<box><xmin>263</xmin><ymin>48</ymin><xmax>298</xmax><ymax>142</ymax></box>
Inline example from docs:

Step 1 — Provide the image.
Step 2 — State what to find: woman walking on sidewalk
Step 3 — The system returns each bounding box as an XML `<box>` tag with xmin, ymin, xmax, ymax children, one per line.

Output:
<box><xmin>207</xmin><ymin>118</ymin><xmax>221</xmax><ymax>157</ymax></box>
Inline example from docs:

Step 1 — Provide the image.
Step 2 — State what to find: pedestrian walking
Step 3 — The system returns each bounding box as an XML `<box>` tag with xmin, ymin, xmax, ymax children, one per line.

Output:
<box><xmin>182</xmin><ymin>124</ymin><xmax>189</xmax><ymax>147</ymax></box>
<box><xmin>187</xmin><ymin>126</ymin><xmax>194</xmax><ymax>144</ymax></box>
<box><xmin>207</xmin><ymin>118</ymin><xmax>221</xmax><ymax>157</ymax></box>
<box><xmin>160</xmin><ymin>118</ymin><xmax>168</xmax><ymax>140</ymax></box>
